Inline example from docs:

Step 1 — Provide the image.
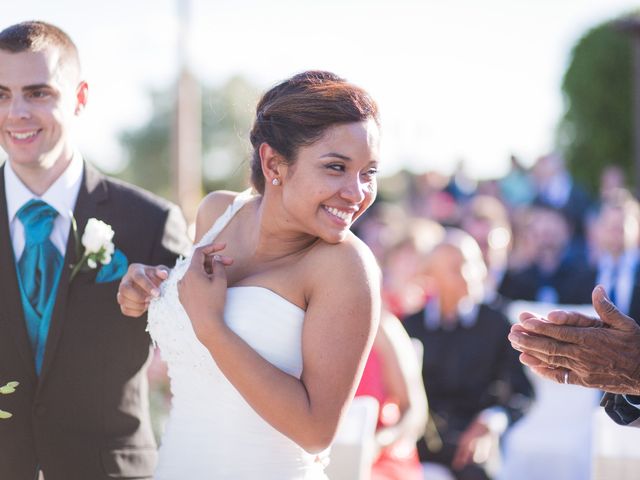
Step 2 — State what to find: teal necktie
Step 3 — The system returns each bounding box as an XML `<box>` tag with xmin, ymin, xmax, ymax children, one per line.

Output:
<box><xmin>16</xmin><ymin>199</ymin><xmax>63</xmax><ymax>374</ymax></box>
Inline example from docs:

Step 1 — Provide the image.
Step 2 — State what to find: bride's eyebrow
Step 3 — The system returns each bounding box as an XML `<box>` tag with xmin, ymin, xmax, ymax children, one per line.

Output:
<box><xmin>320</xmin><ymin>152</ymin><xmax>351</xmax><ymax>161</ymax></box>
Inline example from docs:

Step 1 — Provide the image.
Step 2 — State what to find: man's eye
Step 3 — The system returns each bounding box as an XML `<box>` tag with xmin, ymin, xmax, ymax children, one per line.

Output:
<box><xmin>327</xmin><ymin>164</ymin><xmax>345</xmax><ymax>172</ymax></box>
<box><xmin>30</xmin><ymin>90</ymin><xmax>50</xmax><ymax>99</ymax></box>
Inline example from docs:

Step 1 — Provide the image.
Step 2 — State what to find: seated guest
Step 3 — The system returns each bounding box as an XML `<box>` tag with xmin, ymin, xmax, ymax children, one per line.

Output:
<box><xmin>531</xmin><ymin>152</ymin><xmax>592</xmax><ymax>255</ymax></box>
<box><xmin>499</xmin><ymin>204</ymin><xmax>593</xmax><ymax>305</ymax></box>
<box><xmin>498</xmin><ymin>155</ymin><xmax>535</xmax><ymax>209</ymax></box>
<box><xmin>459</xmin><ymin>195</ymin><xmax>512</xmax><ymax>303</ymax></box>
<box><xmin>598</xmin><ymin>165</ymin><xmax>627</xmax><ymax>202</ymax></box>
<box><xmin>403</xmin><ymin>229</ymin><xmax>533</xmax><ymax>480</ymax></box>
<box><xmin>378</xmin><ymin>218</ymin><xmax>445</xmax><ymax>318</ymax></box>
<box><xmin>586</xmin><ymin>188</ymin><xmax>640</xmax><ymax>322</ymax></box>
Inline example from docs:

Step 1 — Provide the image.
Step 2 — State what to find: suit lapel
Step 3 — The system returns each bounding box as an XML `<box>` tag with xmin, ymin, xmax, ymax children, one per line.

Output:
<box><xmin>37</xmin><ymin>162</ymin><xmax>108</xmax><ymax>385</ymax></box>
<box><xmin>0</xmin><ymin>164</ymin><xmax>37</xmax><ymax>381</ymax></box>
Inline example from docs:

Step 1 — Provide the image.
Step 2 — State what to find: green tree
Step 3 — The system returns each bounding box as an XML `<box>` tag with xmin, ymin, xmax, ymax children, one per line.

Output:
<box><xmin>118</xmin><ymin>75</ymin><xmax>260</xmax><ymax>198</ymax></box>
<box><xmin>558</xmin><ymin>15</ymin><xmax>635</xmax><ymax>193</ymax></box>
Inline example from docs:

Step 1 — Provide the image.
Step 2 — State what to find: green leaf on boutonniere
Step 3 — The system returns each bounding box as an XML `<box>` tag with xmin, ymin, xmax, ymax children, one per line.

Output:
<box><xmin>0</xmin><ymin>381</ymin><xmax>18</xmax><ymax>420</ymax></box>
<box><xmin>0</xmin><ymin>381</ymin><xmax>19</xmax><ymax>394</ymax></box>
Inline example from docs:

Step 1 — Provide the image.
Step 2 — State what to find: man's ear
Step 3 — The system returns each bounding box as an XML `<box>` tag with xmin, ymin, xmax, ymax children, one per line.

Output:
<box><xmin>74</xmin><ymin>81</ymin><xmax>88</xmax><ymax>115</ymax></box>
<box><xmin>259</xmin><ymin>142</ymin><xmax>285</xmax><ymax>186</ymax></box>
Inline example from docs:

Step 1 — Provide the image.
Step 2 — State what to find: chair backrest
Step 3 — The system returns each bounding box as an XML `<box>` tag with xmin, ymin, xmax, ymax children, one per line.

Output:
<box><xmin>591</xmin><ymin>406</ymin><xmax>640</xmax><ymax>480</ymax></box>
<box><xmin>410</xmin><ymin>337</ymin><xmax>424</xmax><ymax>369</ymax></box>
<box><xmin>324</xmin><ymin>395</ymin><xmax>380</xmax><ymax>480</ymax></box>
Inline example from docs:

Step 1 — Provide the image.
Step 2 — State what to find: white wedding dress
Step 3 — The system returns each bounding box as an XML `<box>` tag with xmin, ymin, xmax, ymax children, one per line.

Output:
<box><xmin>147</xmin><ymin>190</ymin><xmax>328</xmax><ymax>479</ymax></box>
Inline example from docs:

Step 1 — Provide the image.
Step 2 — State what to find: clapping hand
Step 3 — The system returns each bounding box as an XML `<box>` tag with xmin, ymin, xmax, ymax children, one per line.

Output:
<box><xmin>509</xmin><ymin>286</ymin><xmax>640</xmax><ymax>394</ymax></box>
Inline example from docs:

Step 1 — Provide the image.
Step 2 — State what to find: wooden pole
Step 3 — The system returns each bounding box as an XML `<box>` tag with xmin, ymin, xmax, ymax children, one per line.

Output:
<box><xmin>171</xmin><ymin>0</ymin><xmax>202</xmax><ymax>224</ymax></box>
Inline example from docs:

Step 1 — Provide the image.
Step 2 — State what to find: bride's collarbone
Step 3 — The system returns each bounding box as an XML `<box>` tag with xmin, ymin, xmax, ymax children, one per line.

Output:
<box><xmin>224</xmin><ymin>257</ymin><xmax>305</xmax><ymax>290</ymax></box>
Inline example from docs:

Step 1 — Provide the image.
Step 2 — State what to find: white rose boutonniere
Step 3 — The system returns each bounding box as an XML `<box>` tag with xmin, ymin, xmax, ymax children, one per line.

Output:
<box><xmin>70</xmin><ymin>217</ymin><xmax>116</xmax><ymax>280</ymax></box>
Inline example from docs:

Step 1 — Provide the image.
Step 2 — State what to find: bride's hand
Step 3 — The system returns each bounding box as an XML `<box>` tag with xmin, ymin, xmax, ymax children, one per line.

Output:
<box><xmin>178</xmin><ymin>242</ymin><xmax>233</xmax><ymax>341</ymax></box>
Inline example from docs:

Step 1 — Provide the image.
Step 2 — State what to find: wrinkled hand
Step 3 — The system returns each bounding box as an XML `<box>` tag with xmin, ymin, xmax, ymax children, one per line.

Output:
<box><xmin>509</xmin><ymin>286</ymin><xmax>640</xmax><ymax>394</ymax></box>
<box><xmin>177</xmin><ymin>242</ymin><xmax>233</xmax><ymax>342</ymax></box>
<box><xmin>117</xmin><ymin>263</ymin><xmax>170</xmax><ymax>317</ymax></box>
<box><xmin>452</xmin><ymin>419</ymin><xmax>491</xmax><ymax>470</ymax></box>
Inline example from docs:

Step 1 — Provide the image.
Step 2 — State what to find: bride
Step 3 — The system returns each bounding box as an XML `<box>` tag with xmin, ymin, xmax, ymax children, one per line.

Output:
<box><xmin>117</xmin><ymin>71</ymin><xmax>382</xmax><ymax>479</ymax></box>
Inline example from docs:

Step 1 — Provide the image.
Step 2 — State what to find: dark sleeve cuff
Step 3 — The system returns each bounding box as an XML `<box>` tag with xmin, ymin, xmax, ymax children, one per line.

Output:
<box><xmin>603</xmin><ymin>393</ymin><xmax>640</xmax><ymax>426</ymax></box>
<box><xmin>623</xmin><ymin>395</ymin><xmax>640</xmax><ymax>407</ymax></box>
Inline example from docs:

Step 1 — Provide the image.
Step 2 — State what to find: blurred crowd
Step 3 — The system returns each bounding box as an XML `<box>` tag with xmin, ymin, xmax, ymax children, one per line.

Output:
<box><xmin>147</xmin><ymin>152</ymin><xmax>638</xmax><ymax>480</ymax></box>
<box><xmin>350</xmin><ymin>152</ymin><xmax>639</xmax><ymax>480</ymax></box>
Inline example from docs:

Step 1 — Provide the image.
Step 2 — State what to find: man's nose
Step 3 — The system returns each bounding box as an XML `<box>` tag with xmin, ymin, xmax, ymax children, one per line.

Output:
<box><xmin>7</xmin><ymin>96</ymin><xmax>31</xmax><ymax>120</ymax></box>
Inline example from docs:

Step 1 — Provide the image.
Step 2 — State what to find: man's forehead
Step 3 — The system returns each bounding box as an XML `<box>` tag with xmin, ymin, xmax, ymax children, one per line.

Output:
<box><xmin>0</xmin><ymin>47</ymin><xmax>73</xmax><ymax>87</ymax></box>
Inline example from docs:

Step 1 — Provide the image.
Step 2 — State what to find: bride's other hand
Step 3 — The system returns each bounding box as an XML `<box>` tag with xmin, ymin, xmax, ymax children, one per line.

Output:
<box><xmin>117</xmin><ymin>263</ymin><xmax>170</xmax><ymax>317</ymax></box>
<box><xmin>178</xmin><ymin>242</ymin><xmax>233</xmax><ymax>340</ymax></box>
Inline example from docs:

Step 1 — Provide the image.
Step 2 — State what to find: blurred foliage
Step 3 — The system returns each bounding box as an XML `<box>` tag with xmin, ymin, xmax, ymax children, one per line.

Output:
<box><xmin>558</xmin><ymin>14</ymin><xmax>636</xmax><ymax>193</ymax></box>
<box><xmin>117</xmin><ymin>75</ymin><xmax>260</xmax><ymax>198</ymax></box>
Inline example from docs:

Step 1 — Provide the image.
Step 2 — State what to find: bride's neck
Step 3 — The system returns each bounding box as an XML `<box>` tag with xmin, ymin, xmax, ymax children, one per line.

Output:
<box><xmin>247</xmin><ymin>199</ymin><xmax>318</xmax><ymax>262</ymax></box>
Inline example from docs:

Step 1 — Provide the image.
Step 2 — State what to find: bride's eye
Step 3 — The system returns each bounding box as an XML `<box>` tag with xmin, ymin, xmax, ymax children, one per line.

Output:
<box><xmin>326</xmin><ymin>164</ymin><xmax>345</xmax><ymax>173</ymax></box>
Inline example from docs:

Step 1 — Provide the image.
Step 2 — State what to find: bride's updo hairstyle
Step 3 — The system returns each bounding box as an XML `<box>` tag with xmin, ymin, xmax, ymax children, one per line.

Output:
<box><xmin>249</xmin><ymin>70</ymin><xmax>379</xmax><ymax>194</ymax></box>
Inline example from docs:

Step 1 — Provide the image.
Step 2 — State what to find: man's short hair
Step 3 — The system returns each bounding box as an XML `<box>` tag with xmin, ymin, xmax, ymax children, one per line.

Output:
<box><xmin>0</xmin><ymin>21</ymin><xmax>81</xmax><ymax>80</ymax></box>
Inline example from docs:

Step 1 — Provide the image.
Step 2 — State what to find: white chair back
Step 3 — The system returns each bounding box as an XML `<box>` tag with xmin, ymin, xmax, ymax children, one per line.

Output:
<box><xmin>325</xmin><ymin>395</ymin><xmax>379</xmax><ymax>480</ymax></box>
<box><xmin>591</xmin><ymin>407</ymin><xmax>640</xmax><ymax>480</ymax></box>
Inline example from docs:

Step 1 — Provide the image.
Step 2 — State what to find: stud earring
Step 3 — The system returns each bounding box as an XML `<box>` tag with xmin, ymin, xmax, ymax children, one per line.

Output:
<box><xmin>272</xmin><ymin>178</ymin><xmax>281</xmax><ymax>186</ymax></box>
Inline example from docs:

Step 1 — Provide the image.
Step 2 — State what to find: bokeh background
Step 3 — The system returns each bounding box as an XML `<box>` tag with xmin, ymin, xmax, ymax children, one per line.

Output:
<box><xmin>4</xmin><ymin>4</ymin><xmax>640</xmax><ymax>477</ymax></box>
<box><xmin>4</xmin><ymin>0</ymin><xmax>640</xmax><ymax>194</ymax></box>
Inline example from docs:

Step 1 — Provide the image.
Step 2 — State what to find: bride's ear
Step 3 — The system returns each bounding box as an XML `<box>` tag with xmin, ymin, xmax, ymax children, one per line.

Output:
<box><xmin>260</xmin><ymin>143</ymin><xmax>284</xmax><ymax>186</ymax></box>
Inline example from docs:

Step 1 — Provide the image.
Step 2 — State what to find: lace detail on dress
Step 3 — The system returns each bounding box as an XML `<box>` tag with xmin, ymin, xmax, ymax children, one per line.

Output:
<box><xmin>146</xmin><ymin>188</ymin><xmax>255</xmax><ymax>371</ymax></box>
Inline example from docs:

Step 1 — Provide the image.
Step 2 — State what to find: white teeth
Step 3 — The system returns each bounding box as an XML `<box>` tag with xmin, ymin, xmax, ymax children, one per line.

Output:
<box><xmin>325</xmin><ymin>206</ymin><xmax>352</xmax><ymax>222</ymax></box>
<box><xmin>10</xmin><ymin>131</ymin><xmax>37</xmax><ymax>140</ymax></box>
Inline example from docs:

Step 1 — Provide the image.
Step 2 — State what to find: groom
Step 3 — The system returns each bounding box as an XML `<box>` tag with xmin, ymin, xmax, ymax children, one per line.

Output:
<box><xmin>0</xmin><ymin>21</ymin><xmax>190</xmax><ymax>480</ymax></box>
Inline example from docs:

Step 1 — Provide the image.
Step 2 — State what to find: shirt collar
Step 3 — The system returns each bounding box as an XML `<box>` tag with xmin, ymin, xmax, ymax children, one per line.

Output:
<box><xmin>5</xmin><ymin>152</ymin><xmax>84</xmax><ymax>224</ymax></box>
<box><xmin>423</xmin><ymin>296</ymin><xmax>480</xmax><ymax>330</ymax></box>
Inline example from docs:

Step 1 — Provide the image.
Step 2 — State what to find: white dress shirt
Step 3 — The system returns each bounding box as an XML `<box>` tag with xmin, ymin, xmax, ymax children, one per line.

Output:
<box><xmin>5</xmin><ymin>153</ymin><xmax>84</xmax><ymax>261</ymax></box>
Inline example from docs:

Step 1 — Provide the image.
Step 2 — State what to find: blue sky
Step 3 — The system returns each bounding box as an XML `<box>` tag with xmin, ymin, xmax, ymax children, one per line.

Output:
<box><xmin>4</xmin><ymin>0</ymin><xmax>640</xmax><ymax>179</ymax></box>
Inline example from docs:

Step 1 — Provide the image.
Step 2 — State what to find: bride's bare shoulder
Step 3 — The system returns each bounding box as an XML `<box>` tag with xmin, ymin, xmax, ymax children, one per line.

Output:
<box><xmin>307</xmin><ymin>233</ymin><xmax>380</xmax><ymax>293</ymax></box>
<box><xmin>194</xmin><ymin>190</ymin><xmax>245</xmax><ymax>242</ymax></box>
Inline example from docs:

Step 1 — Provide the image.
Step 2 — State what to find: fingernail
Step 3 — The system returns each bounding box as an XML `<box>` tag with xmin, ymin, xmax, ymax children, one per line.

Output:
<box><xmin>213</xmin><ymin>255</ymin><xmax>222</xmax><ymax>262</ymax></box>
<box><xmin>151</xmin><ymin>289</ymin><xmax>160</xmax><ymax>298</ymax></box>
<box><xmin>508</xmin><ymin>333</ymin><xmax>521</xmax><ymax>344</ymax></box>
<box><xmin>597</xmin><ymin>285</ymin><xmax>611</xmax><ymax>303</ymax></box>
<box><xmin>158</xmin><ymin>270</ymin><xmax>169</xmax><ymax>278</ymax></box>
